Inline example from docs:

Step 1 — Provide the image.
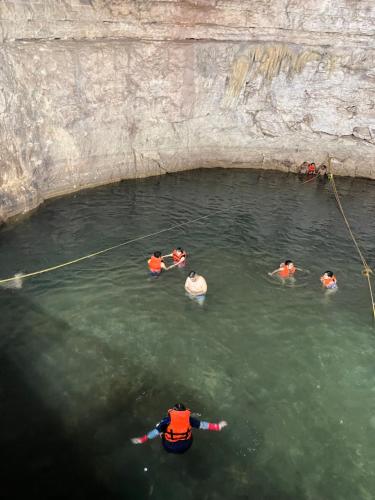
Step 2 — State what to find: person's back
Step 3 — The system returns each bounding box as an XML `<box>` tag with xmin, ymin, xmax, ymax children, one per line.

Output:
<box><xmin>148</xmin><ymin>251</ymin><xmax>166</xmax><ymax>276</ymax></box>
<box><xmin>131</xmin><ymin>402</ymin><xmax>227</xmax><ymax>454</ymax></box>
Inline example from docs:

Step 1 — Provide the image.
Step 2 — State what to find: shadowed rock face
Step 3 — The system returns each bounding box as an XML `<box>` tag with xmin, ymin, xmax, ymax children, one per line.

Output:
<box><xmin>0</xmin><ymin>0</ymin><xmax>374</xmax><ymax>220</ymax></box>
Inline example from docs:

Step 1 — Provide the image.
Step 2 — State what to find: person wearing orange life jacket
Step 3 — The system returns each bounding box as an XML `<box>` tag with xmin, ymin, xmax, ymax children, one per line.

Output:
<box><xmin>320</xmin><ymin>270</ymin><xmax>337</xmax><ymax>290</ymax></box>
<box><xmin>162</xmin><ymin>247</ymin><xmax>187</xmax><ymax>269</ymax></box>
<box><xmin>307</xmin><ymin>162</ymin><xmax>316</xmax><ymax>175</ymax></box>
<box><xmin>268</xmin><ymin>260</ymin><xmax>303</xmax><ymax>279</ymax></box>
<box><xmin>147</xmin><ymin>251</ymin><xmax>167</xmax><ymax>277</ymax></box>
<box><xmin>131</xmin><ymin>403</ymin><xmax>227</xmax><ymax>454</ymax></box>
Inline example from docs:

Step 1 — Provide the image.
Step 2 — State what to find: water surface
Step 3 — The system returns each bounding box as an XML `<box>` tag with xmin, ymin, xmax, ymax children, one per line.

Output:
<box><xmin>1</xmin><ymin>169</ymin><xmax>375</xmax><ymax>499</ymax></box>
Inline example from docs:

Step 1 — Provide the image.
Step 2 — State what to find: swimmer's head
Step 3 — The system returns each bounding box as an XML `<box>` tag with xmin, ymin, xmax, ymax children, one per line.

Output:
<box><xmin>173</xmin><ymin>403</ymin><xmax>186</xmax><ymax>411</ymax></box>
<box><xmin>188</xmin><ymin>271</ymin><xmax>196</xmax><ymax>279</ymax></box>
<box><xmin>285</xmin><ymin>260</ymin><xmax>293</xmax><ymax>266</ymax></box>
<box><xmin>176</xmin><ymin>247</ymin><xmax>184</xmax><ymax>253</ymax></box>
<box><xmin>324</xmin><ymin>271</ymin><xmax>334</xmax><ymax>277</ymax></box>
<box><xmin>154</xmin><ymin>251</ymin><xmax>162</xmax><ymax>258</ymax></box>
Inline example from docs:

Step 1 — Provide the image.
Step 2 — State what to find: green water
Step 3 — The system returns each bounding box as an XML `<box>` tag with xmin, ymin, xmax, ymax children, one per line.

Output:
<box><xmin>1</xmin><ymin>169</ymin><xmax>375</xmax><ymax>499</ymax></box>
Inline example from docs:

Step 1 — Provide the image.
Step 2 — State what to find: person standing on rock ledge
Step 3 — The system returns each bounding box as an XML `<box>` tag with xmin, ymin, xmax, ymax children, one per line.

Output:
<box><xmin>185</xmin><ymin>271</ymin><xmax>207</xmax><ymax>305</ymax></box>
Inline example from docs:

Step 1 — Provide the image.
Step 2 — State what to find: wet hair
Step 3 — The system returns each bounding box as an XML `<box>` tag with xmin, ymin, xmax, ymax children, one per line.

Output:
<box><xmin>188</xmin><ymin>271</ymin><xmax>196</xmax><ymax>278</ymax></box>
<box><xmin>173</xmin><ymin>403</ymin><xmax>186</xmax><ymax>411</ymax></box>
<box><xmin>154</xmin><ymin>251</ymin><xmax>162</xmax><ymax>258</ymax></box>
<box><xmin>176</xmin><ymin>247</ymin><xmax>184</xmax><ymax>252</ymax></box>
<box><xmin>285</xmin><ymin>260</ymin><xmax>293</xmax><ymax>265</ymax></box>
<box><xmin>324</xmin><ymin>271</ymin><xmax>334</xmax><ymax>277</ymax></box>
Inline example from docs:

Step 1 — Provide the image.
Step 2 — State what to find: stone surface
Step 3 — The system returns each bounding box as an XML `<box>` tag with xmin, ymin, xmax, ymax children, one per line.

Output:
<box><xmin>0</xmin><ymin>1</ymin><xmax>374</xmax><ymax>220</ymax></box>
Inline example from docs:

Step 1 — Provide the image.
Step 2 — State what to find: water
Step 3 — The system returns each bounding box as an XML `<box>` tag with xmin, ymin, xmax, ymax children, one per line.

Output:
<box><xmin>1</xmin><ymin>169</ymin><xmax>375</xmax><ymax>499</ymax></box>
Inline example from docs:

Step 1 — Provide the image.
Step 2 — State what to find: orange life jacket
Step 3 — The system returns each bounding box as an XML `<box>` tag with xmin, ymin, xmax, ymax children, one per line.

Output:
<box><xmin>308</xmin><ymin>163</ymin><xmax>316</xmax><ymax>174</ymax></box>
<box><xmin>164</xmin><ymin>409</ymin><xmax>192</xmax><ymax>442</ymax></box>
<box><xmin>172</xmin><ymin>249</ymin><xmax>186</xmax><ymax>263</ymax></box>
<box><xmin>321</xmin><ymin>275</ymin><xmax>337</xmax><ymax>288</ymax></box>
<box><xmin>148</xmin><ymin>256</ymin><xmax>162</xmax><ymax>273</ymax></box>
<box><xmin>279</xmin><ymin>264</ymin><xmax>296</xmax><ymax>278</ymax></box>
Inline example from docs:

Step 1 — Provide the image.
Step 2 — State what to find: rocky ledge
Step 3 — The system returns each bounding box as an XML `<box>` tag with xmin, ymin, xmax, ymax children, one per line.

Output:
<box><xmin>0</xmin><ymin>1</ymin><xmax>374</xmax><ymax>221</ymax></box>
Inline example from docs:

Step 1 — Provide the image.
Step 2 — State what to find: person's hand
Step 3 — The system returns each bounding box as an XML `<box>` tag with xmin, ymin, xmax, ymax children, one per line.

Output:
<box><xmin>268</xmin><ymin>272</ymin><xmax>273</xmax><ymax>276</ymax></box>
<box><xmin>131</xmin><ymin>435</ymin><xmax>148</xmax><ymax>444</ymax></box>
<box><xmin>218</xmin><ymin>421</ymin><xmax>228</xmax><ymax>430</ymax></box>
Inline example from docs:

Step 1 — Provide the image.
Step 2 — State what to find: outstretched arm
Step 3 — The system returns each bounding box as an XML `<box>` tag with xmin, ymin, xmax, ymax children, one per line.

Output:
<box><xmin>165</xmin><ymin>262</ymin><xmax>179</xmax><ymax>270</ymax></box>
<box><xmin>200</xmin><ymin>421</ymin><xmax>228</xmax><ymax>431</ymax></box>
<box><xmin>131</xmin><ymin>417</ymin><xmax>169</xmax><ymax>445</ymax></box>
<box><xmin>131</xmin><ymin>428</ymin><xmax>159</xmax><ymax>444</ymax></box>
<box><xmin>268</xmin><ymin>268</ymin><xmax>281</xmax><ymax>276</ymax></box>
<box><xmin>190</xmin><ymin>417</ymin><xmax>228</xmax><ymax>431</ymax></box>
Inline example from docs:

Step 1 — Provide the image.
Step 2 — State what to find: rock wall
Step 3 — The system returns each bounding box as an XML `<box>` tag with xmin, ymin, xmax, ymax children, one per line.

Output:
<box><xmin>0</xmin><ymin>0</ymin><xmax>374</xmax><ymax>221</ymax></box>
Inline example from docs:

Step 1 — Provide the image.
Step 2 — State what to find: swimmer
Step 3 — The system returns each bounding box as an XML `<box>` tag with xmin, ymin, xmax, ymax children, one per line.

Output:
<box><xmin>185</xmin><ymin>271</ymin><xmax>207</xmax><ymax>304</ymax></box>
<box><xmin>162</xmin><ymin>247</ymin><xmax>187</xmax><ymax>269</ymax></box>
<box><xmin>131</xmin><ymin>403</ymin><xmax>227</xmax><ymax>454</ymax></box>
<box><xmin>147</xmin><ymin>251</ymin><xmax>167</xmax><ymax>277</ymax></box>
<box><xmin>320</xmin><ymin>271</ymin><xmax>337</xmax><ymax>290</ymax></box>
<box><xmin>268</xmin><ymin>260</ymin><xmax>303</xmax><ymax>279</ymax></box>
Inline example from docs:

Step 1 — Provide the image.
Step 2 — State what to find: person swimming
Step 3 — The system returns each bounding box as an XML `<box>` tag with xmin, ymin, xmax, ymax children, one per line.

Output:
<box><xmin>131</xmin><ymin>403</ymin><xmax>227</xmax><ymax>454</ymax></box>
<box><xmin>269</xmin><ymin>260</ymin><xmax>302</xmax><ymax>279</ymax></box>
<box><xmin>320</xmin><ymin>271</ymin><xmax>337</xmax><ymax>289</ymax></box>
<box><xmin>162</xmin><ymin>247</ymin><xmax>187</xmax><ymax>269</ymax></box>
<box><xmin>184</xmin><ymin>271</ymin><xmax>207</xmax><ymax>304</ymax></box>
<box><xmin>147</xmin><ymin>251</ymin><xmax>167</xmax><ymax>277</ymax></box>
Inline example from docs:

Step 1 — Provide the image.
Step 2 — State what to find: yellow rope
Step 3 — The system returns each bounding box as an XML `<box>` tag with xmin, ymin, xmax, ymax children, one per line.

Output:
<box><xmin>328</xmin><ymin>163</ymin><xmax>375</xmax><ymax>320</ymax></box>
<box><xmin>0</xmin><ymin>207</ymin><xmax>237</xmax><ymax>285</ymax></box>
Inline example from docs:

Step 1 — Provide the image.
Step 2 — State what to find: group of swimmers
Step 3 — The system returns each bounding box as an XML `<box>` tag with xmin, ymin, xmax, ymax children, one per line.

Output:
<box><xmin>147</xmin><ymin>248</ymin><xmax>208</xmax><ymax>304</ymax></box>
<box><xmin>269</xmin><ymin>260</ymin><xmax>337</xmax><ymax>289</ymax></box>
<box><xmin>132</xmin><ymin>254</ymin><xmax>337</xmax><ymax>455</ymax></box>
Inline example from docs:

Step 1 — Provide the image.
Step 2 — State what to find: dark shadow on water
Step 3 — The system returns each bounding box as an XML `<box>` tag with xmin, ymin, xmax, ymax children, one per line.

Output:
<box><xmin>0</xmin><ymin>287</ymin><xmax>317</xmax><ymax>500</ymax></box>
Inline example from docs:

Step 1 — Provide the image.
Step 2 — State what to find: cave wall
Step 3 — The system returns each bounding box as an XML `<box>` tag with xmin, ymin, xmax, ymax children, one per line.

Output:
<box><xmin>0</xmin><ymin>0</ymin><xmax>374</xmax><ymax>220</ymax></box>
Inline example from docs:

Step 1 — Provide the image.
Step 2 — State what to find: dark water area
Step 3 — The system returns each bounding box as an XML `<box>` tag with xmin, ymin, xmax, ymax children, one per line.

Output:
<box><xmin>1</xmin><ymin>169</ymin><xmax>375</xmax><ymax>499</ymax></box>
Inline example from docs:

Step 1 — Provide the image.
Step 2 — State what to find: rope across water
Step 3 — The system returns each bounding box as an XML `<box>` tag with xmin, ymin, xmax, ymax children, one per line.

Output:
<box><xmin>327</xmin><ymin>163</ymin><xmax>375</xmax><ymax>321</ymax></box>
<box><xmin>0</xmin><ymin>206</ymin><xmax>240</xmax><ymax>285</ymax></box>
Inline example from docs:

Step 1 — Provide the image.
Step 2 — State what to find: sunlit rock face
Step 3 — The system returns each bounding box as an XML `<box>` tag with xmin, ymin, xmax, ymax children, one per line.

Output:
<box><xmin>0</xmin><ymin>0</ymin><xmax>374</xmax><ymax>220</ymax></box>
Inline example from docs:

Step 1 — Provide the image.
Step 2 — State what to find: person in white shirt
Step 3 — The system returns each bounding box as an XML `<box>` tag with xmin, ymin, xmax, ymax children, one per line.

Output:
<box><xmin>184</xmin><ymin>271</ymin><xmax>207</xmax><ymax>305</ymax></box>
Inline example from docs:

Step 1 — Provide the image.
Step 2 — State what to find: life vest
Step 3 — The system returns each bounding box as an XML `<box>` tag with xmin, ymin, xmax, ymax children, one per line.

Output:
<box><xmin>307</xmin><ymin>163</ymin><xmax>316</xmax><ymax>174</ymax></box>
<box><xmin>148</xmin><ymin>256</ymin><xmax>162</xmax><ymax>273</ymax></box>
<box><xmin>321</xmin><ymin>275</ymin><xmax>337</xmax><ymax>289</ymax></box>
<box><xmin>172</xmin><ymin>249</ymin><xmax>186</xmax><ymax>263</ymax></box>
<box><xmin>279</xmin><ymin>263</ymin><xmax>296</xmax><ymax>278</ymax></box>
<box><xmin>164</xmin><ymin>409</ymin><xmax>192</xmax><ymax>442</ymax></box>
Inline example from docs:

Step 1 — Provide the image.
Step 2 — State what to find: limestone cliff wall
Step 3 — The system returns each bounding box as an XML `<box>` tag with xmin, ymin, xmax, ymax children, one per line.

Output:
<box><xmin>0</xmin><ymin>0</ymin><xmax>374</xmax><ymax>220</ymax></box>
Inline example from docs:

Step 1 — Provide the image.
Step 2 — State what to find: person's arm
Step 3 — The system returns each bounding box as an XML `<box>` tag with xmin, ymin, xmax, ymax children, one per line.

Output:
<box><xmin>161</xmin><ymin>261</ymin><xmax>167</xmax><ymax>270</ymax></box>
<box><xmin>131</xmin><ymin>417</ymin><xmax>169</xmax><ymax>444</ymax></box>
<box><xmin>162</xmin><ymin>253</ymin><xmax>173</xmax><ymax>258</ymax></box>
<box><xmin>190</xmin><ymin>416</ymin><xmax>228</xmax><ymax>431</ymax></box>
<box><xmin>268</xmin><ymin>268</ymin><xmax>281</xmax><ymax>276</ymax></box>
<box><xmin>200</xmin><ymin>278</ymin><xmax>208</xmax><ymax>294</ymax></box>
<box><xmin>165</xmin><ymin>261</ymin><xmax>180</xmax><ymax>270</ymax></box>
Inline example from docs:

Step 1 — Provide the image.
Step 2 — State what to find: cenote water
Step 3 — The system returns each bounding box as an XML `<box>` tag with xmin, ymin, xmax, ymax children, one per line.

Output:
<box><xmin>1</xmin><ymin>169</ymin><xmax>375</xmax><ymax>500</ymax></box>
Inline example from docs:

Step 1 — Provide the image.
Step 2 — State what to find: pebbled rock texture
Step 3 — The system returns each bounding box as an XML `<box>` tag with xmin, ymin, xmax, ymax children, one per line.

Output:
<box><xmin>0</xmin><ymin>0</ymin><xmax>374</xmax><ymax>220</ymax></box>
